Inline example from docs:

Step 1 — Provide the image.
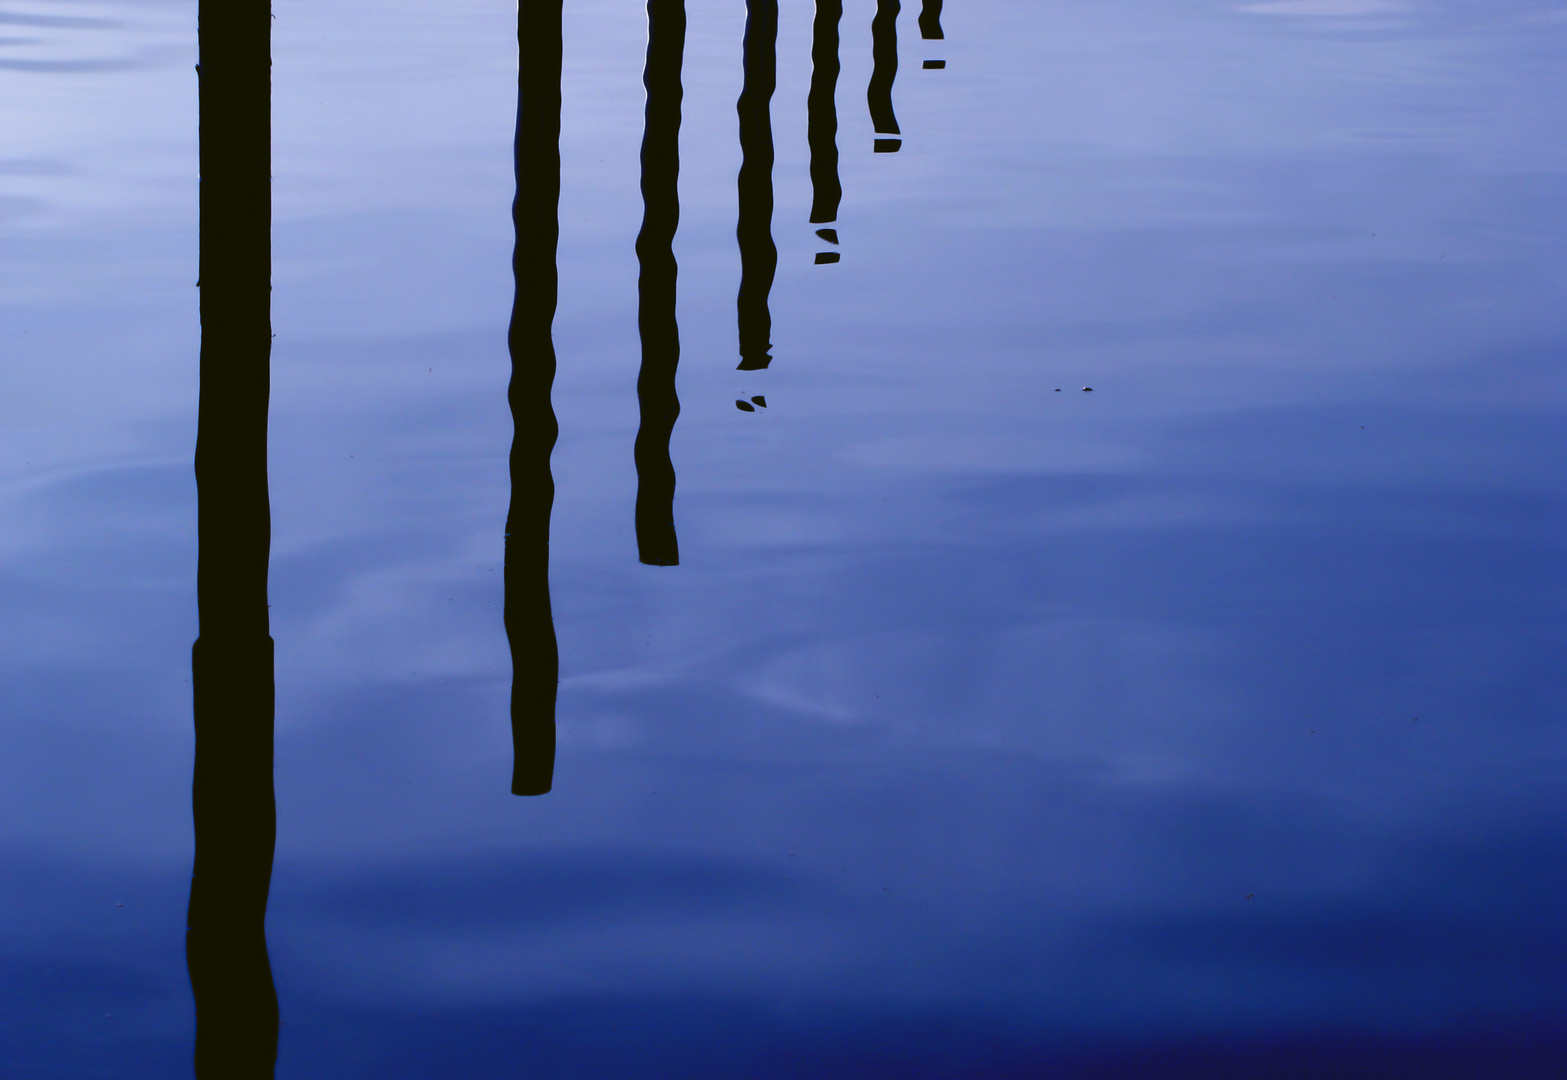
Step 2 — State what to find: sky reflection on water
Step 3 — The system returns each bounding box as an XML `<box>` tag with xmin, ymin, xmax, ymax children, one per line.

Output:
<box><xmin>2</xmin><ymin>0</ymin><xmax>1566</xmax><ymax>1076</ymax></box>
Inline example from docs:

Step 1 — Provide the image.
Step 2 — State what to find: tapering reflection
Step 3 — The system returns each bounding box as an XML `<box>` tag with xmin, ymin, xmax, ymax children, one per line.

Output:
<box><xmin>634</xmin><ymin>0</ymin><xmax>685</xmax><ymax>566</ymax></box>
<box><xmin>188</xmin><ymin>2</ymin><xmax>278</xmax><ymax>1077</ymax></box>
<box><xmin>808</xmin><ymin>0</ymin><xmax>842</xmax><ymax>230</ymax></box>
<box><xmin>919</xmin><ymin>0</ymin><xmax>943</xmax><ymax>40</ymax></box>
<box><xmin>506</xmin><ymin>0</ymin><xmax>563</xmax><ymax>796</ymax></box>
<box><xmin>736</xmin><ymin>0</ymin><xmax>777</xmax><ymax>371</ymax></box>
<box><xmin>869</xmin><ymin>0</ymin><xmax>901</xmax><ymax>151</ymax></box>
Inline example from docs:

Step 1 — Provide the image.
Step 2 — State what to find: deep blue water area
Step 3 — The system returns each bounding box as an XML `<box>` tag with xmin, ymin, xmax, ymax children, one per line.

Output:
<box><xmin>2</xmin><ymin>0</ymin><xmax>1565</xmax><ymax>1075</ymax></box>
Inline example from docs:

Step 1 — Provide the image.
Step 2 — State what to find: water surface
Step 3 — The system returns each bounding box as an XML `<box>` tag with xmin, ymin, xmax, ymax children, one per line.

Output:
<box><xmin>2</xmin><ymin>0</ymin><xmax>1565</xmax><ymax>1075</ymax></box>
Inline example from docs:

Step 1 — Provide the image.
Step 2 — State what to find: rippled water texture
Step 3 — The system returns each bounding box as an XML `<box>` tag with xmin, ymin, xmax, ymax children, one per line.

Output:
<box><xmin>3</xmin><ymin>0</ymin><xmax>1566</xmax><ymax>1075</ymax></box>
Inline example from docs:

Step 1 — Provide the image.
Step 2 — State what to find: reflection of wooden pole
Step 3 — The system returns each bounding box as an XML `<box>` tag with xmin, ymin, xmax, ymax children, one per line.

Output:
<box><xmin>635</xmin><ymin>0</ymin><xmax>686</xmax><ymax>567</ymax></box>
<box><xmin>869</xmin><ymin>0</ymin><xmax>901</xmax><ymax>151</ymax></box>
<box><xmin>506</xmin><ymin>0</ymin><xmax>563</xmax><ymax>796</ymax></box>
<box><xmin>736</xmin><ymin>0</ymin><xmax>777</xmax><ymax>371</ymax></box>
<box><xmin>189</xmin><ymin>1</ymin><xmax>279</xmax><ymax>1076</ymax></box>
<box><xmin>809</xmin><ymin>0</ymin><xmax>842</xmax><ymax>226</ymax></box>
<box><xmin>919</xmin><ymin>0</ymin><xmax>944</xmax><ymax>40</ymax></box>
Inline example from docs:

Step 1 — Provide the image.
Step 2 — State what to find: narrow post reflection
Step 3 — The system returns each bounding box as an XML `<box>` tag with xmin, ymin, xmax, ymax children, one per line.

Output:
<box><xmin>809</xmin><ymin>0</ymin><xmax>842</xmax><ymax>257</ymax></box>
<box><xmin>188</xmin><ymin>1</ymin><xmax>278</xmax><ymax>1076</ymax></box>
<box><xmin>506</xmin><ymin>0</ymin><xmax>563</xmax><ymax>796</ymax></box>
<box><xmin>634</xmin><ymin>0</ymin><xmax>685</xmax><ymax>566</ymax></box>
<box><xmin>869</xmin><ymin>0</ymin><xmax>901</xmax><ymax>152</ymax></box>
<box><xmin>736</xmin><ymin>0</ymin><xmax>777</xmax><ymax>371</ymax></box>
<box><xmin>919</xmin><ymin>0</ymin><xmax>943</xmax><ymax>40</ymax></box>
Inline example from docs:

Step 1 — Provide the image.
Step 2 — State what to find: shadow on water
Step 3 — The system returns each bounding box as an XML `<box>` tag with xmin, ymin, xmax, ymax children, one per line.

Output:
<box><xmin>736</xmin><ymin>0</ymin><xmax>777</xmax><ymax>371</ymax></box>
<box><xmin>506</xmin><ymin>0</ymin><xmax>563</xmax><ymax>797</ymax></box>
<box><xmin>869</xmin><ymin>0</ymin><xmax>901</xmax><ymax>152</ymax></box>
<box><xmin>634</xmin><ymin>0</ymin><xmax>685</xmax><ymax>567</ymax></box>
<box><xmin>188</xmin><ymin>1</ymin><xmax>278</xmax><ymax>1076</ymax></box>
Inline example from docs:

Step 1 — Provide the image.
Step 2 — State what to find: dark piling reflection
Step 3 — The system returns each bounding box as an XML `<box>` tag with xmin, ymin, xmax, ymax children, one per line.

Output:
<box><xmin>919</xmin><ymin>0</ymin><xmax>943</xmax><ymax>40</ymax></box>
<box><xmin>869</xmin><ymin>0</ymin><xmax>901</xmax><ymax>151</ymax></box>
<box><xmin>808</xmin><ymin>0</ymin><xmax>842</xmax><ymax>229</ymax></box>
<box><xmin>188</xmin><ymin>1</ymin><xmax>278</xmax><ymax>1076</ymax></box>
<box><xmin>634</xmin><ymin>0</ymin><xmax>685</xmax><ymax>567</ymax></box>
<box><xmin>506</xmin><ymin>0</ymin><xmax>563</xmax><ymax>796</ymax></box>
<box><xmin>736</xmin><ymin>0</ymin><xmax>777</xmax><ymax>371</ymax></box>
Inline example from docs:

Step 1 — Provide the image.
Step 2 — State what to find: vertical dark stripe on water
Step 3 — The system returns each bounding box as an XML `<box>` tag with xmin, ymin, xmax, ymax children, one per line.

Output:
<box><xmin>869</xmin><ymin>0</ymin><xmax>901</xmax><ymax>139</ymax></box>
<box><xmin>507</xmin><ymin>0</ymin><xmax>563</xmax><ymax>796</ymax></box>
<box><xmin>736</xmin><ymin>0</ymin><xmax>777</xmax><ymax>371</ymax></box>
<box><xmin>635</xmin><ymin>0</ymin><xmax>686</xmax><ymax>566</ymax></box>
<box><xmin>808</xmin><ymin>0</ymin><xmax>842</xmax><ymax>225</ymax></box>
<box><xmin>919</xmin><ymin>0</ymin><xmax>944</xmax><ymax>40</ymax></box>
<box><xmin>189</xmin><ymin>2</ymin><xmax>278</xmax><ymax>1077</ymax></box>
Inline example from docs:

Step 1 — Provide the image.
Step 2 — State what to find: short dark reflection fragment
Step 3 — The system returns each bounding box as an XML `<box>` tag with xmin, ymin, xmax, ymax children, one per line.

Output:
<box><xmin>736</xmin><ymin>0</ymin><xmax>777</xmax><ymax>371</ymax></box>
<box><xmin>188</xmin><ymin>0</ymin><xmax>278</xmax><ymax>1076</ymax></box>
<box><xmin>506</xmin><ymin>0</ymin><xmax>563</xmax><ymax>796</ymax></box>
<box><xmin>919</xmin><ymin>0</ymin><xmax>943</xmax><ymax>40</ymax></box>
<box><xmin>923</xmin><ymin>59</ymin><xmax>945</xmax><ymax>69</ymax></box>
<box><xmin>634</xmin><ymin>0</ymin><xmax>685</xmax><ymax>567</ymax></box>
<box><xmin>869</xmin><ymin>0</ymin><xmax>901</xmax><ymax>147</ymax></box>
<box><xmin>874</xmin><ymin>138</ymin><xmax>902</xmax><ymax>153</ymax></box>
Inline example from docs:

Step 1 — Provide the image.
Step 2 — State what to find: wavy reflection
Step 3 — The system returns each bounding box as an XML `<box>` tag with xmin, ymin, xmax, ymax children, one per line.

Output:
<box><xmin>869</xmin><ymin>0</ymin><xmax>901</xmax><ymax>152</ymax></box>
<box><xmin>506</xmin><ymin>0</ymin><xmax>562</xmax><ymax>796</ymax></box>
<box><xmin>634</xmin><ymin>0</ymin><xmax>685</xmax><ymax>567</ymax></box>
<box><xmin>187</xmin><ymin>1</ymin><xmax>278</xmax><ymax>1076</ymax></box>
<box><xmin>809</xmin><ymin>0</ymin><xmax>842</xmax><ymax>230</ymax></box>
<box><xmin>736</xmin><ymin>0</ymin><xmax>777</xmax><ymax>371</ymax></box>
<box><xmin>919</xmin><ymin>0</ymin><xmax>943</xmax><ymax>40</ymax></box>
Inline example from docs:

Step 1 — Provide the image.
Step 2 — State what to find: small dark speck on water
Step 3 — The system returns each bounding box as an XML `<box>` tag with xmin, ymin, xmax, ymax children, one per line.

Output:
<box><xmin>751</xmin><ymin>395</ymin><xmax>767</xmax><ymax>407</ymax></box>
<box><xmin>1247</xmin><ymin>894</ymin><xmax>1255</xmax><ymax>900</ymax></box>
<box><xmin>736</xmin><ymin>400</ymin><xmax>756</xmax><ymax>412</ymax></box>
<box><xmin>1082</xmin><ymin>387</ymin><xmax>1093</xmax><ymax>392</ymax></box>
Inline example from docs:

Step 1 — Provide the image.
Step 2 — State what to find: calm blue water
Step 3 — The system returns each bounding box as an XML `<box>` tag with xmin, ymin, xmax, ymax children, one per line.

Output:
<box><xmin>3</xmin><ymin>0</ymin><xmax>1566</xmax><ymax>1075</ymax></box>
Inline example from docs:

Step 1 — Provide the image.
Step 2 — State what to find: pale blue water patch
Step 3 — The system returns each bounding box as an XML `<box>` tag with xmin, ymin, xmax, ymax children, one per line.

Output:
<box><xmin>2</xmin><ymin>0</ymin><xmax>1565</xmax><ymax>1076</ymax></box>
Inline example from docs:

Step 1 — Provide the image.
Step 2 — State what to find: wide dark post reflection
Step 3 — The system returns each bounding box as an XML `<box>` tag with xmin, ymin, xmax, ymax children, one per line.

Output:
<box><xmin>736</xmin><ymin>0</ymin><xmax>777</xmax><ymax>371</ymax></box>
<box><xmin>808</xmin><ymin>0</ymin><xmax>842</xmax><ymax>228</ymax></box>
<box><xmin>634</xmin><ymin>0</ymin><xmax>686</xmax><ymax>567</ymax></box>
<box><xmin>919</xmin><ymin>0</ymin><xmax>943</xmax><ymax>40</ymax></box>
<box><xmin>506</xmin><ymin>0</ymin><xmax>563</xmax><ymax>797</ymax></box>
<box><xmin>869</xmin><ymin>0</ymin><xmax>901</xmax><ymax>152</ymax></box>
<box><xmin>189</xmin><ymin>1</ymin><xmax>278</xmax><ymax>1077</ymax></box>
